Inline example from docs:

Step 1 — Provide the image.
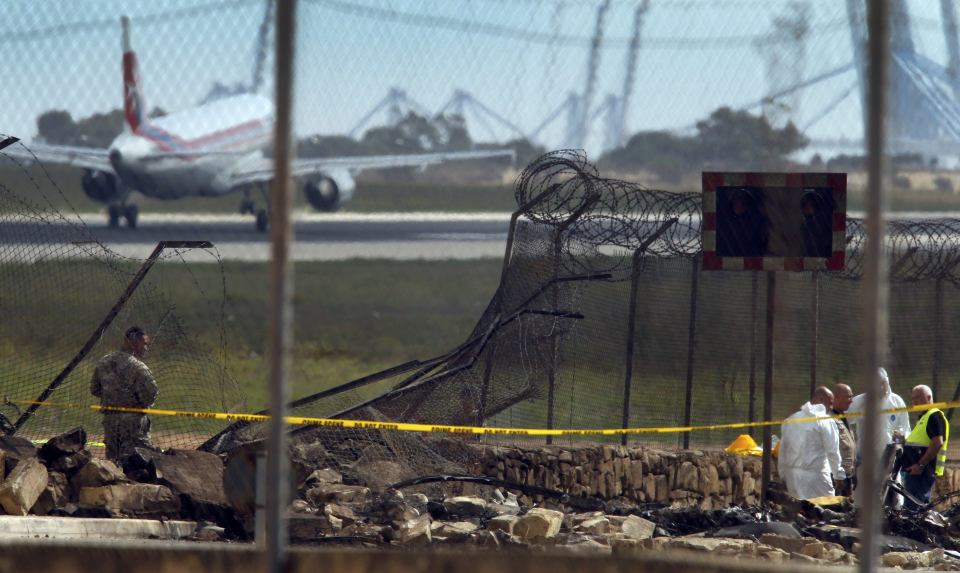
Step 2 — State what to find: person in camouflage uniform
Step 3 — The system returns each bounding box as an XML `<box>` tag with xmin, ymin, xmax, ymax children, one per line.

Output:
<box><xmin>90</xmin><ymin>326</ymin><xmax>159</xmax><ymax>462</ymax></box>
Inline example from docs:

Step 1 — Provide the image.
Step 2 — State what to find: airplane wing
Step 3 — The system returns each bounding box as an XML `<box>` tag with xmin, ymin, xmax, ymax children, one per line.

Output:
<box><xmin>2</xmin><ymin>141</ymin><xmax>516</xmax><ymax>187</ymax></box>
<box><xmin>228</xmin><ymin>148</ymin><xmax>516</xmax><ymax>187</ymax></box>
<box><xmin>0</xmin><ymin>141</ymin><xmax>114</xmax><ymax>172</ymax></box>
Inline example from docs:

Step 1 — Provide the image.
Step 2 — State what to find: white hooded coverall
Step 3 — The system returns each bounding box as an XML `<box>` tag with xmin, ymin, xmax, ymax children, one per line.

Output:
<box><xmin>778</xmin><ymin>401</ymin><xmax>844</xmax><ymax>499</ymax></box>
<box><xmin>844</xmin><ymin>368</ymin><xmax>911</xmax><ymax>508</ymax></box>
<box><xmin>846</xmin><ymin>367</ymin><xmax>911</xmax><ymax>449</ymax></box>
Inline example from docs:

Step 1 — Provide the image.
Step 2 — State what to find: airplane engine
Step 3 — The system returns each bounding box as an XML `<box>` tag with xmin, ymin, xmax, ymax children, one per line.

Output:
<box><xmin>303</xmin><ymin>177</ymin><xmax>339</xmax><ymax>212</ymax></box>
<box><xmin>81</xmin><ymin>169</ymin><xmax>121</xmax><ymax>203</ymax></box>
<box><xmin>303</xmin><ymin>170</ymin><xmax>354</xmax><ymax>212</ymax></box>
<box><xmin>303</xmin><ymin>176</ymin><xmax>341</xmax><ymax>213</ymax></box>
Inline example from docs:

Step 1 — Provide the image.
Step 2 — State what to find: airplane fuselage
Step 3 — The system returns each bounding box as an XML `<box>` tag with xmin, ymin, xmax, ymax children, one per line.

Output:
<box><xmin>108</xmin><ymin>93</ymin><xmax>274</xmax><ymax>199</ymax></box>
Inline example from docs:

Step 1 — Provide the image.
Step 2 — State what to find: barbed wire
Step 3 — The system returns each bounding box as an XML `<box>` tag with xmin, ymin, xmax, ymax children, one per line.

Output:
<box><xmin>516</xmin><ymin>150</ymin><xmax>960</xmax><ymax>283</ymax></box>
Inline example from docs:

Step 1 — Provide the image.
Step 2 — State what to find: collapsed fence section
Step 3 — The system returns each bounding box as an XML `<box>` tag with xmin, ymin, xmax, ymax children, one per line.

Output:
<box><xmin>206</xmin><ymin>152</ymin><xmax>960</xmax><ymax>476</ymax></box>
<box><xmin>0</xmin><ymin>180</ymin><xmax>244</xmax><ymax>450</ymax></box>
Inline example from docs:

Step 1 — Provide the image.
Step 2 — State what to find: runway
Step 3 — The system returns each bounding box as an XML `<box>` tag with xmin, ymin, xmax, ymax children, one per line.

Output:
<box><xmin>6</xmin><ymin>211</ymin><xmax>514</xmax><ymax>262</ymax></box>
<box><xmin>9</xmin><ymin>208</ymin><xmax>952</xmax><ymax>263</ymax></box>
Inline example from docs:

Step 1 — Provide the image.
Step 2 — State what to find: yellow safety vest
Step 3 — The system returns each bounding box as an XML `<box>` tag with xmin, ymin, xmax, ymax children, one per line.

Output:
<box><xmin>905</xmin><ymin>407</ymin><xmax>950</xmax><ymax>476</ymax></box>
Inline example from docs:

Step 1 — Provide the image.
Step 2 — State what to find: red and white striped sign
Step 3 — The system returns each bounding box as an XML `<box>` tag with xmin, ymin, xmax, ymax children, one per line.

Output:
<box><xmin>702</xmin><ymin>172</ymin><xmax>847</xmax><ymax>272</ymax></box>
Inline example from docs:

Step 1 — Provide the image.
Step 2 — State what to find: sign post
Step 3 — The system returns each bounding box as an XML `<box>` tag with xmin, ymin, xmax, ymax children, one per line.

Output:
<box><xmin>761</xmin><ymin>270</ymin><xmax>776</xmax><ymax>506</ymax></box>
<box><xmin>702</xmin><ymin>171</ymin><xmax>847</xmax><ymax>505</ymax></box>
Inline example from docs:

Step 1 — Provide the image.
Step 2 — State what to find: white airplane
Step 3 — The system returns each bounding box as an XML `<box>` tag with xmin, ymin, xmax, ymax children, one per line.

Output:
<box><xmin>3</xmin><ymin>16</ymin><xmax>513</xmax><ymax>231</ymax></box>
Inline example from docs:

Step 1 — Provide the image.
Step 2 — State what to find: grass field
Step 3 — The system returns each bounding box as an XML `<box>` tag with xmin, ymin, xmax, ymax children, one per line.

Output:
<box><xmin>0</xmin><ymin>254</ymin><xmax>782</xmax><ymax>449</ymax></box>
<box><xmin>210</xmin><ymin>258</ymin><xmax>506</xmax><ymax>407</ymax></box>
<box><xmin>4</xmin><ymin>253</ymin><xmax>960</xmax><ymax>457</ymax></box>
<box><xmin>2</xmin><ymin>258</ymin><xmax>505</xmax><ymax>413</ymax></box>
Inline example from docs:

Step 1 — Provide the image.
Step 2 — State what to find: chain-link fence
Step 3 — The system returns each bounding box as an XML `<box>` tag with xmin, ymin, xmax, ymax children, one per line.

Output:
<box><xmin>0</xmin><ymin>172</ymin><xmax>241</xmax><ymax>450</ymax></box>
<box><xmin>1</xmin><ymin>0</ymin><xmax>876</xmax><ymax>153</ymax></box>
<box><xmin>179</xmin><ymin>151</ymin><xmax>960</xmax><ymax>480</ymax></box>
<box><xmin>4</xmin><ymin>0</ymin><xmax>960</xmax><ymax>519</ymax></box>
<box><xmin>4</xmin><ymin>1</ymin><xmax>959</xmax><ymax>174</ymax></box>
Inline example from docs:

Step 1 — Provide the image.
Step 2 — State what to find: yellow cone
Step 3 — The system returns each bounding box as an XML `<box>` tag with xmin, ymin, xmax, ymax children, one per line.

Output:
<box><xmin>724</xmin><ymin>434</ymin><xmax>762</xmax><ymax>456</ymax></box>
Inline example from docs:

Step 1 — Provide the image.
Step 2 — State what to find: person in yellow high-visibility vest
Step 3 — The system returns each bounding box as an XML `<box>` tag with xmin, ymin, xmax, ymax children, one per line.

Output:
<box><xmin>901</xmin><ymin>385</ymin><xmax>949</xmax><ymax>511</ymax></box>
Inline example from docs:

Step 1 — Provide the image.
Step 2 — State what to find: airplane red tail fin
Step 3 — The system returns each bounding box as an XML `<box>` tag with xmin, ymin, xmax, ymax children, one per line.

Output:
<box><xmin>121</xmin><ymin>16</ymin><xmax>147</xmax><ymax>133</ymax></box>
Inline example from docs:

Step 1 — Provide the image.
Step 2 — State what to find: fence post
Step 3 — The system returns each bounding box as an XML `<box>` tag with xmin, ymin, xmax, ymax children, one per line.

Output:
<box><xmin>760</xmin><ymin>270</ymin><xmax>777</xmax><ymax>507</ymax></box>
<box><xmin>477</xmin><ymin>206</ymin><xmax>527</xmax><ymax>431</ymax></box>
<box><xmin>682</xmin><ymin>256</ymin><xmax>701</xmax><ymax>450</ymax></box>
<box><xmin>545</xmin><ymin>195</ymin><xmax>600</xmax><ymax>444</ymax></box>
<box><xmin>619</xmin><ymin>219</ymin><xmax>679</xmax><ymax>446</ymax></box>
<box><xmin>857</xmin><ymin>0</ymin><xmax>891</xmax><ymax>567</ymax></box>
<box><xmin>933</xmin><ymin>277</ymin><xmax>944</xmax><ymax>398</ymax></box>
<box><xmin>265</xmin><ymin>2</ymin><xmax>297</xmax><ymax>571</ymax></box>
<box><xmin>621</xmin><ymin>250</ymin><xmax>643</xmax><ymax>446</ymax></box>
<box><xmin>946</xmin><ymin>283</ymin><xmax>960</xmax><ymax>427</ymax></box>
<box><xmin>810</xmin><ymin>271</ymin><xmax>820</xmax><ymax>396</ymax></box>
<box><xmin>748</xmin><ymin>273</ymin><xmax>759</xmax><ymax>424</ymax></box>
<box><xmin>546</xmin><ymin>230</ymin><xmax>561</xmax><ymax>445</ymax></box>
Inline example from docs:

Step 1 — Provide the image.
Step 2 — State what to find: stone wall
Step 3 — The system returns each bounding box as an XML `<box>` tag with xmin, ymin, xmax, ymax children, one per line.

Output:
<box><xmin>468</xmin><ymin>443</ymin><xmax>960</xmax><ymax>508</ymax></box>
<box><xmin>470</xmin><ymin>445</ymin><xmax>763</xmax><ymax>509</ymax></box>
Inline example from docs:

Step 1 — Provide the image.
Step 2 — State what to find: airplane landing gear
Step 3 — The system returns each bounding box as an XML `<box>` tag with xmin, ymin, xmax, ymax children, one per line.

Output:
<box><xmin>239</xmin><ymin>190</ymin><xmax>256</xmax><ymax>215</ymax></box>
<box><xmin>235</xmin><ymin>184</ymin><xmax>271</xmax><ymax>232</ymax></box>
<box><xmin>108</xmin><ymin>205</ymin><xmax>121</xmax><ymax>228</ymax></box>
<box><xmin>107</xmin><ymin>203</ymin><xmax>139</xmax><ymax>229</ymax></box>
<box><xmin>123</xmin><ymin>205</ymin><xmax>138</xmax><ymax>229</ymax></box>
<box><xmin>255</xmin><ymin>209</ymin><xmax>269</xmax><ymax>232</ymax></box>
<box><xmin>238</xmin><ymin>194</ymin><xmax>269</xmax><ymax>232</ymax></box>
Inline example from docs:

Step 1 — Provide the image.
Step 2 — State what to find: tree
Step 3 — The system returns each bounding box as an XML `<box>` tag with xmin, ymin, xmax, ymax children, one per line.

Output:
<box><xmin>599</xmin><ymin>106</ymin><xmax>810</xmax><ymax>179</ymax></box>
<box><xmin>74</xmin><ymin>110</ymin><xmax>125</xmax><ymax>148</ymax></box>
<box><xmin>36</xmin><ymin>110</ymin><xmax>78</xmax><ymax>145</ymax></box>
<box><xmin>351</xmin><ymin>111</ymin><xmax>482</xmax><ymax>155</ymax></box>
<box><xmin>694</xmin><ymin>106</ymin><xmax>808</xmax><ymax>169</ymax></box>
<box><xmin>601</xmin><ymin>131</ymin><xmax>697</xmax><ymax>182</ymax></box>
<box><xmin>36</xmin><ymin>109</ymin><xmax>124</xmax><ymax>148</ymax></box>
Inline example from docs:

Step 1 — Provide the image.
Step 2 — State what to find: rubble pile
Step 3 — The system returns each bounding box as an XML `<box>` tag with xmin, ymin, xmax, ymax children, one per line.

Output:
<box><xmin>5</xmin><ymin>428</ymin><xmax>960</xmax><ymax>567</ymax></box>
<box><xmin>270</xmin><ymin>465</ymin><xmax>960</xmax><ymax>568</ymax></box>
<box><xmin>257</xmin><ymin>437</ymin><xmax>960</xmax><ymax>568</ymax></box>
<box><xmin>0</xmin><ymin>429</ymin><xmax>237</xmax><ymax>539</ymax></box>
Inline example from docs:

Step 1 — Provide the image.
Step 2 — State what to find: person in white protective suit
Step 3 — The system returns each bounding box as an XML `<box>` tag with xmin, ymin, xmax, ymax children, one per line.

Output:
<box><xmin>846</xmin><ymin>367</ymin><xmax>911</xmax><ymax>507</ymax></box>
<box><xmin>778</xmin><ymin>386</ymin><xmax>845</xmax><ymax>499</ymax></box>
<box><xmin>846</xmin><ymin>367</ymin><xmax>911</xmax><ymax>451</ymax></box>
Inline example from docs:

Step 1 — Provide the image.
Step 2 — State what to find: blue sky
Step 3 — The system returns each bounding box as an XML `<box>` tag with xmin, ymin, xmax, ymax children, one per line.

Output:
<box><xmin>0</xmin><ymin>0</ymin><xmax>952</xmax><ymax>158</ymax></box>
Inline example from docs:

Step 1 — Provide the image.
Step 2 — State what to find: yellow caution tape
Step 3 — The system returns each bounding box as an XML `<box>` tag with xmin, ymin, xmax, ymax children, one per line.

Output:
<box><xmin>9</xmin><ymin>399</ymin><xmax>959</xmax><ymax>437</ymax></box>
